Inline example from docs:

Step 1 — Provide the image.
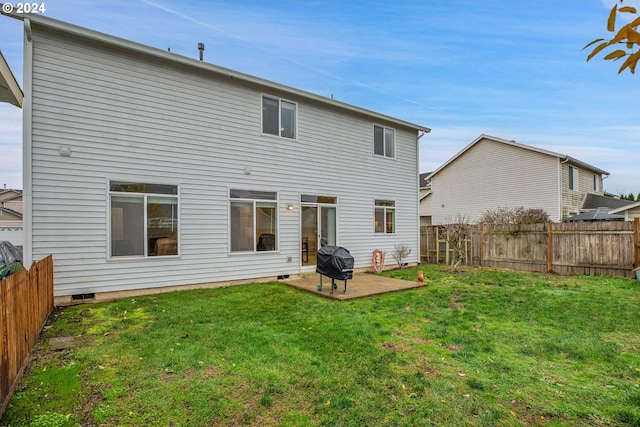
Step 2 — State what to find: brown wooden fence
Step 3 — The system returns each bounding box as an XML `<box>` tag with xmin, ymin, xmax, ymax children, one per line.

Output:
<box><xmin>421</xmin><ymin>219</ymin><xmax>640</xmax><ymax>278</ymax></box>
<box><xmin>1</xmin><ymin>255</ymin><xmax>54</xmax><ymax>417</ymax></box>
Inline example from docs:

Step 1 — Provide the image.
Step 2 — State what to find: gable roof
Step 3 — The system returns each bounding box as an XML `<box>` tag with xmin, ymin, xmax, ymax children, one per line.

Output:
<box><xmin>0</xmin><ymin>189</ymin><xmax>22</xmax><ymax>201</ymax></box>
<box><xmin>0</xmin><ymin>207</ymin><xmax>22</xmax><ymax>219</ymax></box>
<box><xmin>0</xmin><ymin>50</ymin><xmax>22</xmax><ymax>107</ymax></box>
<box><xmin>609</xmin><ymin>201</ymin><xmax>640</xmax><ymax>215</ymax></box>
<box><xmin>428</xmin><ymin>134</ymin><xmax>609</xmax><ymax>179</ymax></box>
<box><xmin>419</xmin><ymin>172</ymin><xmax>432</xmax><ymax>189</ymax></box>
<box><xmin>582</xmin><ymin>193</ymin><xmax>634</xmax><ymax>211</ymax></box>
<box><xmin>2</xmin><ymin>11</ymin><xmax>430</xmax><ymax>134</ymax></box>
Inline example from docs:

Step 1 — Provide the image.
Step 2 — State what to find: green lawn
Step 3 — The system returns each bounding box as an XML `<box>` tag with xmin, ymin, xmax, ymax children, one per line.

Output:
<box><xmin>2</xmin><ymin>265</ymin><xmax>640</xmax><ymax>426</ymax></box>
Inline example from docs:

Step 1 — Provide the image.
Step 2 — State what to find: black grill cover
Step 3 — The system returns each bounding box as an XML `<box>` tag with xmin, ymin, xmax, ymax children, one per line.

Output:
<box><xmin>316</xmin><ymin>245</ymin><xmax>354</xmax><ymax>280</ymax></box>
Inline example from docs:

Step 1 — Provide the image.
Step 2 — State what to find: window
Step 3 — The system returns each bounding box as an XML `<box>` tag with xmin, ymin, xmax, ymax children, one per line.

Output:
<box><xmin>109</xmin><ymin>182</ymin><xmax>178</xmax><ymax>257</ymax></box>
<box><xmin>373</xmin><ymin>125</ymin><xmax>395</xmax><ymax>158</ymax></box>
<box><xmin>262</xmin><ymin>95</ymin><xmax>296</xmax><ymax>139</ymax></box>
<box><xmin>569</xmin><ymin>166</ymin><xmax>578</xmax><ymax>191</ymax></box>
<box><xmin>593</xmin><ymin>174</ymin><xmax>600</xmax><ymax>192</ymax></box>
<box><xmin>374</xmin><ymin>200</ymin><xmax>395</xmax><ymax>234</ymax></box>
<box><xmin>230</xmin><ymin>189</ymin><xmax>278</xmax><ymax>252</ymax></box>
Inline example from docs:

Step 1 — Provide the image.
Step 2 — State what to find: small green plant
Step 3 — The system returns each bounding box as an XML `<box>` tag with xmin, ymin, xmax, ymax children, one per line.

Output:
<box><xmin>28</xmin><ymin>412</ymin><xmax>74</xmax><ymax>427</ymax></box>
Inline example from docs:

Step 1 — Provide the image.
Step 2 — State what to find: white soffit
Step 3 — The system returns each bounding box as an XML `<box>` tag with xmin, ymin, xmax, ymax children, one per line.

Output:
<box><xmin>0</xmin><ymin>50</ymin><xmax>22</xmax><ymax>108</ymax></box>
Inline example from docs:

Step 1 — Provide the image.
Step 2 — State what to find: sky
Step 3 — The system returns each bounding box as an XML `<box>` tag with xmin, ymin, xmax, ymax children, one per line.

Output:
<box><xmin>0</xmin><ymin>0</ymin><xmax>639</xmax><ymax>195</ymax></box>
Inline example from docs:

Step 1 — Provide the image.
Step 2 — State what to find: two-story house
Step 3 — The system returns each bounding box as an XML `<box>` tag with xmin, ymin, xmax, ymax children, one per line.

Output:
<box><xmin>420</xmin><ymin>135</ymin><xmax>609</xmax><ymax>225</ymax></box>
<box><xmin>2</xmin><ymin>12</ymin><xmax>430</xmax><ymax>302</ymax></box>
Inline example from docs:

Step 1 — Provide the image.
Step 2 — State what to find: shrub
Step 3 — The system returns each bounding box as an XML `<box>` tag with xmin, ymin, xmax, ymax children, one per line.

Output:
<box><xmin>479</xmin><ymin>206</ymin><xmax>549</xmax><ymax>225</ymax></box>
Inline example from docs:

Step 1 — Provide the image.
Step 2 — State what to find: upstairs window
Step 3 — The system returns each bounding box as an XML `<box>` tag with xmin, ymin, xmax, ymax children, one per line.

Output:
<box><xmin>569</xmin><ymin>166</ymin><xmax>578</xmax><ymax>191</ymax></box>
<box><xmin>593</xmin><ymin>174</ymin><xmax>600</xmax><ymax>192</ymax></box>
<box><xmin>262</xmin><ymin>95</ymin><xmax>296</xmax><ymax>139</ymax></box>
<box><xmin>230</xmin><ymin>189</ymin><xmax>278</xmax><ymax>252</ymax></box>
<box><xmin>374</xmin><ymin>125</ymin><xmax>395</xmax><ymax>158</ymax></box>
<box><xmin>374</xmin><ymin>200</ymin><xmax>396</xmax><ymax>234</ymax></box>
<box><xmin>109</xmin><ymin>182</ymin><xmax>178</xmax><ymax>258</ymax></box>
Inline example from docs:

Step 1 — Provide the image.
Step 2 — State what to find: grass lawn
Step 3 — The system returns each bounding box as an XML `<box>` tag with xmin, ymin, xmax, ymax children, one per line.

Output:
<box><xmin>2</xmin><ymin>264</ymin><xmax>640</xmax><ymax>426</ymax></box>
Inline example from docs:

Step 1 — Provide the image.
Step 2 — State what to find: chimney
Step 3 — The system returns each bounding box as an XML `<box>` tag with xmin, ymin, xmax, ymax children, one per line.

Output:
<box><xmin>198</xmin><ymin>43</ymin><xmax>205</xmax><ymax>61</ymax></box>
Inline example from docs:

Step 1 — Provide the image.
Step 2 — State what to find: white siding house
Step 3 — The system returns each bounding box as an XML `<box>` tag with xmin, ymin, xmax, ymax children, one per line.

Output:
<box><xmin>421</xmin><ymin>135</ymin><xmax>609</xmax><ymax>225</ymax></box>
<box><xmin>4</xmin><ymin>13</ymin><xmax>430</xmax><ymax>301</ymax></box>
<box><xmin>610</xmin><ymin>202</ymin><xmax>640</xmax><ymax>221</ymax></box>
<box><xmin>0</xmin><ymin>189</ymin><xmax>24</xmax><ymax>249</ymax></box>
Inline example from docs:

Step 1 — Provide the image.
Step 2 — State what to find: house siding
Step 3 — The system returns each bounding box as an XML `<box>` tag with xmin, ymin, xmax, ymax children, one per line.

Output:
<box><xmin>560</xmin><ymin>163</ymin><xmax>604</xmax><ymax>218</ymax></box>
<box><xmin>28</xmin><ymin>25</ymin><xmax>421</xmax><ymax>296</ymax></box>
<box><xmin>422</xmin><ymin>137</ymin><xmax>560</xmax><ymax>224</ymax></box>
<box><xmin>624</xmin><ymin>207</ymin><xmax>640</xmax><ymax>221</ymax></box>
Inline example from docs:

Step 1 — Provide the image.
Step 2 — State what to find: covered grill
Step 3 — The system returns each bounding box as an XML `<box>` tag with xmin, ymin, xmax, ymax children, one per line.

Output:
<box><xmin>316</xmin><ymin>238</ymin><xmax>354</xmax><ymax>294</ymax></box>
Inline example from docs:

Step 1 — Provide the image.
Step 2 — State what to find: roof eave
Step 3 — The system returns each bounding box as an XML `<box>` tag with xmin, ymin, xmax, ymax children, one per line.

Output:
<box><xmin>0</xmin><ymin>50</ymin><xmax>23</xmax><ymax>108</ymax></box>
<box><xmin>1</xmin><ymin>10</ymin><xmax>430</xmax><ymax>132</ymax></box>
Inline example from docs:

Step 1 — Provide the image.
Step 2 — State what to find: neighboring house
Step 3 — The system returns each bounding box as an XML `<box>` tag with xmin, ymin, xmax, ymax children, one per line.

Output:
<box><xmin>0</xmin><ymin>188</ymin><xmax>23</xmax><ymax>216</ymax></box>
<box><xmin>563</xmin><ymin>193</ymin><xmax>633</xmax><ymax>222</ymax></box>
<box><xmin>0</xmin><ymin>189</ymin><xmax>24</xmax><ymax>250</ymax></box>
<box><xmin>563</xmin><ymin>207</ymin><xmax>624</xmax><ymax>222</ymax></box>
<box><xmin>420</xmin><ymin>135</ymin><xmax>609</xmax><ymax>225</ymax></box>
<box><xmin>2</xmin><ymin>13</ymin><xmax>430</xmax><ymax>301</ymax></box>
<box><xmin>609</xmin><ymin>202</ymin><xmax>640</xmax><ymax>221</ymax></box>
<box><xmin>418</xmin><ymin>172</ymin><xmax>432</xmax><ymax>226</ymax></box>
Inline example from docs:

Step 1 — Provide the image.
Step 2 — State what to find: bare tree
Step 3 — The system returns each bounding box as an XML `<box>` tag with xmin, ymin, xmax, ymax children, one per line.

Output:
<box><xmin>440</xmin><ymin>214</ymin><xmax>472</xmax><ymax>272</ymax></box>
<box><xmin>391</xmin><ymin>243</ymin><xmax>412</xmax><ymax>269</ymax></box>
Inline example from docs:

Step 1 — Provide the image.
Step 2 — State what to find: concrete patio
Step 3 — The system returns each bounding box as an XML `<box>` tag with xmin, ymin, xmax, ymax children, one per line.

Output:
<box><xmin>282</xmin><ymin>271</ymin><xmax>426</xmax><ymax>300</ymax></box>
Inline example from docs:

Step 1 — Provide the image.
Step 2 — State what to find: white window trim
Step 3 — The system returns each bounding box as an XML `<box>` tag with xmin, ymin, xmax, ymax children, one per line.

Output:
<box><xmin>107</xmin><ymin>182</ymin><xmax>180</xmax><ymax>260</ymax></box>
<box><xmin>569</xmin><ymin>166</ymin><xmax>579</xmax><ymax>191</ymax></box>
<box><xmin>229</xmin><ymin>189</ymin><xmax>279</xmax><ymax>254</ymax></box>
<box><xmin>261</xmin><ymin>94</ymin><xmax>298</xmax><ymax>140</ymax></box>
<box><xmin>374</xmin><ymin>199</ymin><xmax>396</xmax><ymax>234</ymax></box>
<box><xmin>373</xmin><ymin>124</ymin><xmax>396</xmax><ymax>159</ymax></box>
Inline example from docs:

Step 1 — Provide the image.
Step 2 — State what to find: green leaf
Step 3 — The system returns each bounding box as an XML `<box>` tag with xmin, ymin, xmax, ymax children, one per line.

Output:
<box><xmin>604</xmin><ymin>49</ymin><xmax>627</xmax><ymax>60</ymax></box>
<box><xmin>608</xmin><ymin>4</ymin><xmax>618</xmax><ymax>32</ymax></box>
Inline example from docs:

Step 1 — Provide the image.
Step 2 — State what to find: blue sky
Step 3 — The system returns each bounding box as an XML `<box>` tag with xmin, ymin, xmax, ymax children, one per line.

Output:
<box><xmin>1</xmin><ymin>0</ymin><xmax>639</xmax><ymax>195</ymax></box>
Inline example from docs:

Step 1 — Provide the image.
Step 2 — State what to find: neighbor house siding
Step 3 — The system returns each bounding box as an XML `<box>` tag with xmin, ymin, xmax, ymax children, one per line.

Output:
<box><xmin>423</xmin><ymin>137</ymin><xmax>560</xmax><ymax>224</ymax></box>
<box><xmin>560</xmin><ymin>163</ymin><xmax>603</xmax><ymax>219</ymax></box>
<box><xmin>624</xmin><ymin>207</ymin><xmax>640</xmax><ymax>221</ymax></box>
<box><xmin>28</xmin><ymin>25</ymin><xmax>420</xmax><ymax>296</ymax></box>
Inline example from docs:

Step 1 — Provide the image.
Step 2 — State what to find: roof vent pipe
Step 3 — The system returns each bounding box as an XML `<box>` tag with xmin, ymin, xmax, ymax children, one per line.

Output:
<box><xmin>198</xmin><ymin>43</ymin><xmax>205</xmax><ymax>61</ymax></box>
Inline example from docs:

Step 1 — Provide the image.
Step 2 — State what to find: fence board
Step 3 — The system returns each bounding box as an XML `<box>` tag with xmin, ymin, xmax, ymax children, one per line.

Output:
<box><xmin>421</xmin><ymin>222</ymin><xmax>636</xmax><ymax>278</ymax></box>
<box><xmin>0</xmin><ymin>255</ymin><xmax>54</xmax><ymax>418</ymax></box>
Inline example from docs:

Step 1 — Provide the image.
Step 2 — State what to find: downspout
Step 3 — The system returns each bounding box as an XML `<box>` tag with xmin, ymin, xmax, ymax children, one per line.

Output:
<box><xmin>559</xmin><ymin>157</ymin><xmax>569</xmax><ymax>222</ymax></box>
<box><xmin>23</xmin><ymin>18</ymin><xmax>33</xmax><ymax>268</ymax></box>
<box><xmin>416</xmin><ymin>128</ymin><xmax>430</xmax><ymax>263</ymax></box>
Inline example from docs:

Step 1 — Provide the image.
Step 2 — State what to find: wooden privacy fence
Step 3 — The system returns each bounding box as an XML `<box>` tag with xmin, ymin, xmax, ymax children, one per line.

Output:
<box><xmin>1</xmin><ymin>255</ymin><xmax>54</xmax><ymax>418</ymax></box>
<box><xmin>421</xmin><ymin>219</ymin><xmax>640</xmax><ymax>278</ymax></box>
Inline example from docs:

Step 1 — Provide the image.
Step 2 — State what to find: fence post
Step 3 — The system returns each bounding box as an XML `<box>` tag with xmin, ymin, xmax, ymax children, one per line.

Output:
<box><xmin>547</xmin><ymin>221</ymin><xmax>553</xmax><ymax>273</ymax></box>
<box><xmin>479</xmin><ymin>222</ymin><xmax>484</xmax><ymax>267</ymax></box>
<box><xmin>635</xmin><ymin>218</ymin><xmax>640</xmax><ymax>268</ymax></box>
